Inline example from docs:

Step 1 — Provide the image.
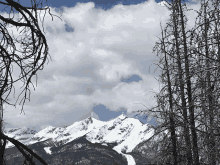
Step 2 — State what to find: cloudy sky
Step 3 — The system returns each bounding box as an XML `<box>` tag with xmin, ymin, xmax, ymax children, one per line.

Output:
<box><xmin>0</xmin><ymin>0</ymin><xmax>204</xmax><ymax>132</ymax></box>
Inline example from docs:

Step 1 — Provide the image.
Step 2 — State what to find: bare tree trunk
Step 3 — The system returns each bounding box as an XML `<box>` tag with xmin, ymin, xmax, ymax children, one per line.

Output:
<box><xmin>161</xmin><ymin>23</ymin><xmax>178</xmax><ymax>165</ymax></box>
<box><xmin>203</xmin><ymin>2</ymin><xmax>216</xmax><ymax>164</ymax></box>
<box><xmin>0</xmin><ymin>100</ymin><xmax>7</xmax><ymax>165</ymax></box>
<box><xmin>151</xmin><ymin>0</ymin><xmax>196</xmax><ymax>163</ymax></box>
<box><xmin>148</xmin><ymin>0</ymin><xmax>220</xmax><ymax>164</ymax></box>
<box><xmin>177</xmin><ymin>0</ymin><xmax>200</xmax><ymax>164</ymax></box>
<box><xmin>171</xmin><ymin>1</ymin><xmax>193</xmax><ymax>164</ymax></box>
<box><xmin>188</xmin><ymin>0</ymin><xmax>220</xmax><ymax>163</ymax></box>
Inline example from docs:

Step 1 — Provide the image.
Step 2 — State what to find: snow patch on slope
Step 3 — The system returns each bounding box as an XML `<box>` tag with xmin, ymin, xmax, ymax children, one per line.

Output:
<box><xmin>4</xmin><ymin>127</ymin><xmax>37</xmax><ymax>148</ymax></box>
<box><xmin>44</xmin><ymin>147</ymin><xmax>52</xmax><ymax>154</ymax></box>
<box><xmin>114</xmin><ymin>148</ymin><xmax>136</xmax><ymax>165</ymax></box>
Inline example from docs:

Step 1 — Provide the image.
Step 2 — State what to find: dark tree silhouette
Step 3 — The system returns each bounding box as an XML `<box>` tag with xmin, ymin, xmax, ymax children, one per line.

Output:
<box><xmin>133</xmin><ymin>0</ymin><xmax>220</xmax><ymax>164</ymax></box>
<box><xmin>133</xmin><ymin>0</ymin><xmax>196</xmax><ymax>164</ymax></box>
<box><xmin>22</xmin><ymin>154</ymin><xmax>36</xmax><ymax>165</ymax></box>
<box><xmin>0</xmin><ymin>0</ymin><xmax>63</xmax><ymax>164</ymax></box>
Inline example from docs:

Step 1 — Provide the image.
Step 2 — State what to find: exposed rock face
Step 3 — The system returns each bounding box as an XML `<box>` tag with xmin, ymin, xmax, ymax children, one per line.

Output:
<box><xmin>4</xmin><ymin>135</ymin><xmax>128</xmax><ymax>165</ymax></box>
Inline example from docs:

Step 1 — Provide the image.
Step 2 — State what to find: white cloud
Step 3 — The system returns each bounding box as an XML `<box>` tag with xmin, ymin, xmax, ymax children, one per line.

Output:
<box><xmin>91</xmin><ymin>111</ymin><xmax>99</xmax><ymax>120</ymax></box>
<box><xmin>0</xmin><ymin>0</ymin><xmax>203</xmax><ymax>131</ymax></box>
<box><xmin>90</xmin><ymin>74</ymin><xmax>159</xmax><ymax>113</ymax></box>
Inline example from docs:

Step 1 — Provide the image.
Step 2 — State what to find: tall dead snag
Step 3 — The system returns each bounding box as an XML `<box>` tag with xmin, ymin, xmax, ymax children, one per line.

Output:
<box><xmin>152</xmin><ymin>0</ymin><xmax>194</xmax><ymax>164</ymax></box>
<box><xmin>130</xmin><ymin>0</ymin><xmax>195</xmax><ymax>164</ymax></box>
<box><xmin>135</xmin><ymin>0</ymin><xmax>220</xmax><ymax>164</ymax></box>
<box><xmin>0</xmin><ymin>0</ymin><xmax>63</xmax><ymax>164</ymax></box>
<box><xmin>174</xmin><ymin>0</ymin><xmax>200</xmax><ymax>164</ymax></box>
<box><xmin>199</xmin><ymin>1</ymin><xmax>216</xmax><ymax>164</ymax></box>
<box><xmin>209</xmin><ymin>0</ymin><xmax>220</xmax><ymax>163</ymax></box>
<box><xmin>188</xmin><ymin>0</ymin><xmax>220</xmax><ymax>163</ymax></box>
<box><xmin>159</xmin><ymin>23</ymin><xmax>178</xmax><ymax>165</ymax></box>
<box><xmin>168</xmin><ymin>0</ymin><xmax>193</xmax><ymax>164</ymax></box>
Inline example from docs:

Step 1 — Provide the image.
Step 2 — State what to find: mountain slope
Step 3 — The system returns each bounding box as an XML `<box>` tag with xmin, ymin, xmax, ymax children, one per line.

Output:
<box><xmin>3</xmin><ymin>114</ymin><xmax>156</xmax><ymax>165</ymax></box>
<box><xmin>4</xmin><ymin>135</ymin><xmax>127</xmax><ymax>165</ymax></box>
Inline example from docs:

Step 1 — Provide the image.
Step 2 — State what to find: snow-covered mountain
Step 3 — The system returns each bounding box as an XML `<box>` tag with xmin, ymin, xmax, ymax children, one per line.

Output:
<box><xmin>3</xmin><ymin>114</ymin><xmax>155</xmax><ymax>165</ymax></box>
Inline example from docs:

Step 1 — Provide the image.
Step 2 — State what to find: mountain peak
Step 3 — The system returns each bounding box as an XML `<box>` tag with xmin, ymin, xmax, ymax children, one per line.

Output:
<box><xmin>84</xmin><ymin>117</ymin><xmax>93</xmax><ymax>124</ymax></box>
<box><xmin>117</xmin><ymin>114</ymin><xmax>127</xmax><ymax>120</ymax></box>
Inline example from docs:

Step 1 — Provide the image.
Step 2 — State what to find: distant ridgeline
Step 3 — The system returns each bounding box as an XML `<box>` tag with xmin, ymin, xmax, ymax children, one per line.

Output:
<box><xmin>3</xmin><ymin>114</ymin><xmax>156</xmax><ymax>165</ymax></box>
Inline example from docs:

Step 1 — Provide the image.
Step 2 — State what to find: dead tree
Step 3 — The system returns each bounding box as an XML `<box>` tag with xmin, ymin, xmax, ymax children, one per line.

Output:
<box><xmin>187</xmin><ymin>0</ymin><xmax>220</xmax><ymax>163</ymax></box>
<box><xmin>133</xmin><ymin>0</ymin><xmax>199</xmax><ymax>164</ymax></box>
<box><xmin>166</xmin><ymin>0</ymin><xmax>193</xmax><ymax>164</ymax></box>
<box><xmin>148</xmin><ymin>0</ymin><xmax>194</xmax><ymax>164</ymax></box>
<box><xmin>157</xmin><ymin>23</ymin><xmax>178</xmax><ymax>165</ymax></box>
<box><xmin>0</xmin><ymin>0</ymin><xmax>63</xmax><ymax>164</ymax></box>
<box><xmin>134</xmin><ymin>0</ymin><xmax>220</xmax><ymax>164</ymax></box>
<box><xmin>173</xmin><ymin>0</ymin><xmax>200</xmax><ymax>164</ymax></box>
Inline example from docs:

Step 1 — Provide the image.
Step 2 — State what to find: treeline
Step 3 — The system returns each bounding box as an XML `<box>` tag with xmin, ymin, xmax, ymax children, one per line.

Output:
<box><xmin>136</xmin><ymin>0</ymin><xmax>220</xmax><ymax>164</ymax></box>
